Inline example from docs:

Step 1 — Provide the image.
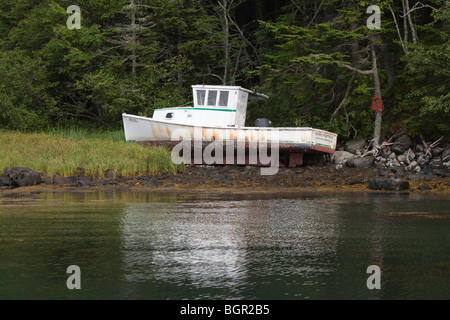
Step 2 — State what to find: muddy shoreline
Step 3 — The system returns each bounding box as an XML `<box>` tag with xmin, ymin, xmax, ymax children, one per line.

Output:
<box><xmin>1</xmin><ymin>164</ymin><xmax>449</xmax><ymax>197</ymax></box>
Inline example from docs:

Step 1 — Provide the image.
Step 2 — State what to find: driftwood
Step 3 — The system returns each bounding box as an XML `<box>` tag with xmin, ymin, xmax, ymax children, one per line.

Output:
<box><xmin>420</xmin><ymin>134</ymin><xmax>444</xmax><ymax>157</ymax></box>
<box><xmin>361</xmin><ymin>129</ymin><xmax>404</xmax><ymax>157</ymax></box>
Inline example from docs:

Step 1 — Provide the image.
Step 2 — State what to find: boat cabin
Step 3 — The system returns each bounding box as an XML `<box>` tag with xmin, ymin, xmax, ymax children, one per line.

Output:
<box><xmin>152</xmin><ymin>85</ymin><xmax>267</xmax><ymax>127</ymax></box>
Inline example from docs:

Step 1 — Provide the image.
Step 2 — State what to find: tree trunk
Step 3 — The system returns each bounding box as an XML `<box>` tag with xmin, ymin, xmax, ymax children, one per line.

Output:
<box><xmin>402</xmin><ymin>0</ymin><xmax>409</xmax><ymax>43</ymax></box>
<box><xmin>221</xmin><ymin>0</ymin><xmax>230</xmax><ymax>85</ymax></box>
<box><xmin>371</xmin><ymin>43</ymin><xmax>383</xmax><ymax>147</ymax></box>
<box><xmin>404</xmin><ymin>0</ymin><xmax>418</xmax><ymax>44</ymax></box>
<box><xmin>388</xmin><ymin>3</ymin><xmax>407</xmax><ymax>53</ymax></box>
<box><xmin>130</xmin><ymin>0</ymin><xmax>137</xmax><ymax>77</ymax></box>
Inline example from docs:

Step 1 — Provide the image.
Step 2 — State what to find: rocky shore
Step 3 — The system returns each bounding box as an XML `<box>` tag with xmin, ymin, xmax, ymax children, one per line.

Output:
<box><xmin>1</xmin><ymin>133</ymin><xmax>449</xmax><ymax>194</ymax></box>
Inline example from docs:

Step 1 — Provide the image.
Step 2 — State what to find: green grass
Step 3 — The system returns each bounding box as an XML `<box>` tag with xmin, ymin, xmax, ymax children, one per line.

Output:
<box><xmin>0</xmin><ymin>129</ymin><xmax>184</xmax><ymax>177</ymax></box>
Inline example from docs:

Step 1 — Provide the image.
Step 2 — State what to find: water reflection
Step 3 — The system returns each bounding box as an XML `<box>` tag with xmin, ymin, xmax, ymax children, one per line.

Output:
<box><xmin>1</xmin><ymin>190</ymin><xmax>448</xmax><ymax>299</ymax></box>
<box><xmin>120</xmin><ymin>197</ymin><xmax>342</xmax><ymax>299</ymax></box>
<box><xmin>121</xmin><ymin>202</ymin><xmax>251</xmax><ymax>298</ymax></box>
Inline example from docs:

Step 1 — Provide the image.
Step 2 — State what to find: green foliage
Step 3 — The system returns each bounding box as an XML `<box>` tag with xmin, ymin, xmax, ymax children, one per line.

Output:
<box><xmin>0</xmin><ymin>0</ymin><xmax>448</xmax><ymax>144</ymax></box>
<box><xmin>0</xmin><ymin>49</ymin><xmax>57</xmax><ymax>130</ymax></box>
<box><xmin>393</xmin><ymin>3</ymin><xmax>450</xmax><ymax>139</ymax></box>
<box><xmin>253</xmin><ymin>5</ymin><xmax>374</xmax><ymax>139</ymax></box>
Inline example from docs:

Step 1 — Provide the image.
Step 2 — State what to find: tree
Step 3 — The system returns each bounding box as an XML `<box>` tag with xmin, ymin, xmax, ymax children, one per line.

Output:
<box><xmin>0</xmin><ymin>0</ymin><xmax>447</xmax><ymax>140</ymax></box>
<box><xmin>0</xmin><ymin>49</ymin><xmax>57</xmax><ymax>130</ymax></box>
<box><xmin>254</xmin><ymin>1</ymin><xmax>382</xmax><ymax>138</ymax></box>
<box><xmin>394</xmin><ymin>1</ymin><xmax>450</xmax><ymax>138</ymax></box>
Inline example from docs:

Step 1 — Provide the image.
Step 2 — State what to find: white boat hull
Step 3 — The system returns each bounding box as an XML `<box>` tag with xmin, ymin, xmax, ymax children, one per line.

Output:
<box><xmin>122</xmin><ymin>113</ymin><xmax>337</xmax><ymax>167</ymax></box>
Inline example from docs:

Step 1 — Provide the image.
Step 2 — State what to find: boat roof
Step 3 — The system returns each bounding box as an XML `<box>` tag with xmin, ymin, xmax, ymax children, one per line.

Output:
<box><xmin>192</xmin><ymin>85</ymin><xmax>268</xmax><ymax>100</ymax></box>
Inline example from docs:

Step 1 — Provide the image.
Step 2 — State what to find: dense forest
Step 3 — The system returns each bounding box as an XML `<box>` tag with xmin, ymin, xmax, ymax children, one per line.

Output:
<box><xmin>0</xmin><ymin>0</ymin><xmax>448</xmax><ymax>144</ymax></box>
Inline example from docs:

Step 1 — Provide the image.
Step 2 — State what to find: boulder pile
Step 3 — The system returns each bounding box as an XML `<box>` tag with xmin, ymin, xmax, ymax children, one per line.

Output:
<box><xmin>332</xmin><ymin>134</ymin><xmax>449</xmax><ymax>190</ymax></box>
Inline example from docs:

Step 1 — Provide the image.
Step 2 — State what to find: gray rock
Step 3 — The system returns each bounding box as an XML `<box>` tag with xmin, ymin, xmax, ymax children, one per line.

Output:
<box><xmin>430</xmin><ymin>158</ymin><xmax>442</xmax><ymax>168</ymax></box>
<box><xmin>77</xmin><ymin>177</ymin><xmax>91</xmax><ymax>187</ymax></box>
<box><xmin>347</xmin><ymin>178</ymin><xmax>364</xmax><ymax>185</ymax></box>
<box><xmin>1</xmin><ymin>167</ymin><xmax>41</xmax><ymax>188</ymax></box>
<box><xmin>395</xmin><ymin>168</ymin><xmax>406</xmax><ymax>178</ymax></box>
<box><xmin>417</xmin><ymin>184</ymin><xmax>431</xmax><ymax>190</ymax></box>
<box><xmin>416</xmin><ymin>144</ymin><xmax>425</xmax><ymax>153</ymax></box>
<box><xmin>442</xmin><ymin>148</ymin><xmax>450</xmax><ymax>159</ymax></box>
<box><xmin>432</xmin><ymin>147</ymin><xmax>444</xmax><ymax>156</ymax></box>
<box><xmin>40</xmin><ymin>174</ymin><xmax>52</xmax><ymax>185</ymax></box>
<box><xmin>375</xmin><ymin>162</ymin><xmax>387</xmax><ymax>170</ymax></box>
<box><xmin>378</xmin><ymin>170</ymin><xmax>389</xmax><ymax>177</ymax></box>
<box><xmin>407</xmin><ymin>161</ymin><xmax>418</xmax><ymax>171</ymax></box>
<box><xmin>389</xmin><ymin>152</ymin><xmax>397</xmax><ymax>160</ymax></box>
<box><xmin>104</xmin><ymin>170</ymin><xmax>115</xmax><ymax>180</ymax></box>
<box><xmin>434</xmin><ymin>169</ymin><xmax>447</xmax><ymax>177</ymax></box>
<box><xmin>416</xmin><ymin>154</ymin><xmax>430</xmax><ymax>166</ymax></box>
<box><xmin>97</xmin><ymin>179</ymin><xmax>107</xmax><ymax>186</ymax></box>
<box><xmin>421</xmin><ymin>166</ymin><xmax>432</xmax><ymax>174</ymax></box>
<box><xmin>346</xmin><ymin>156</ymin><xmax>375</xmax><ymax>169</ymax></box>
<box><xmin>344</xmin><ymin>139</ymin><xmax>366</xmax><ymax>154</ymax></box>
<box><xmin>391</xmin><ymin>134</ymin><xmax>412</xmax><ymax>155</ymax></box>
<box><xmin>408</xmin><ymin>173</ymin><xmax>422</xmax><ymax>180</ymax></box>
<box><xmin>0</xmin><ymin>175</ymin><xmax>10</xmax><ymax>186</ymax></box>
<box><xmin>406</xmin><ymin>149</ymin><xmax>415</xmax><ymax>163</ymax></box>
<box><xmin>424</xmin><ymin>173</ymin><xmax>438</xmax><ymax>181</ymax></box>
<box><xmin>145</xmin><ymin>180</ymin><xmax>164</xmax><ymax>188</ymax></box>
<box><xmin>390</xmin><ymin>166</ymin><xmax>402</xmax><ymax>173</ymax></box>
<box><xmin>392</xmin><ymin>160</ymin><xmax>401</xmax><ymax>167</ymax></box>
<box><xmin>332</xmin><ymin>151</ymin><xmax>354</xmax><ymax>165</ymax></box>
<box><xmin>380</xmin><ymin>146</ymin><xmax>392</xmax><ymax>158</ymax></box>
<box><xmin>398</xmin><ymin>154</ymin><xmax>407</xmax><ymax>163</ymax></box>
<box><xmin>368</xmin><ymin>178</ymin><xmax>410</xmax><ymax>191</ymax></box>
<box><xmin>52</xmin><ymin>175</ymin><xmax>77</xmax><ymax>185</ymax></box>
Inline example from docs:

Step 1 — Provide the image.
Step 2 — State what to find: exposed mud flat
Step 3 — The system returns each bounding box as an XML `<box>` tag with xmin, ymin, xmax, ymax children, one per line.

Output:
<box><xmin>1</xmin><ymin>164</ymin><xmax>449</xmax><ymax>198</ymax></box>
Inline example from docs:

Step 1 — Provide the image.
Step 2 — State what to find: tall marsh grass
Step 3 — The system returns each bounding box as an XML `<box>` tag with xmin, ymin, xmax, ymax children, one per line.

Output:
<box><xmin>0</xmin><ymin>129</ymin><xmax>183</xmax><ymax>177</ymax></box>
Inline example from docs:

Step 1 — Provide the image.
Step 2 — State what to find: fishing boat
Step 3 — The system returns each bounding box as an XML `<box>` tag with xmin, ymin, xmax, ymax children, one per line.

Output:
<box><xmin>122</xmin><ymin>85</ymin><xmax>337</xmax><ymax>167</ymax></box>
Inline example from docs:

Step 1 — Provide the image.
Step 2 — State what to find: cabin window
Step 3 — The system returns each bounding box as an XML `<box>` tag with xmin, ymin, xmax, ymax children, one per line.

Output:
<box><xmin>165</xmin><ymin>112</ymin><xmax>174</xmax><ymax>119</ymax></box>
<box><xmin>207</xmin><ymin>90</ymin><xmax>217</xmax><ymax>106</ymax></box>
<box><xmin>219</xmin><ymin>91</ymin><xmax>229</xmax><ymax>107</ymax></box>
<box><xmin>197</xmin><ymin>90</ymin><xmax>206</xmax><ymax>106</ymax></box>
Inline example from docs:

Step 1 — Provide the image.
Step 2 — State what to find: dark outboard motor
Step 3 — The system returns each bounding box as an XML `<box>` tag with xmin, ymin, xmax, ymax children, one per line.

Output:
<box><xmin>254</xmin><ymin>118</ymin><xmax>272</xmax><ymax>127</ymax></box>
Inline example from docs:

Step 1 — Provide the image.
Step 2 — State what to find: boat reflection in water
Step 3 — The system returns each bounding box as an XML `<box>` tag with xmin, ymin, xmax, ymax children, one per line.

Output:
<box><xmin>119</xmin><ymin>197</ymin><xmax>341</xmax><ymax>299</ymax></box>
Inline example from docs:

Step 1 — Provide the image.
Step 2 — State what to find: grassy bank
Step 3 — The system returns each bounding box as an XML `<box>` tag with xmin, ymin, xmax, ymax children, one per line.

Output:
<box><xmin>0</xmin><ymin>129</ymin><xmax>183</xmax><ymax>177</ymax></box>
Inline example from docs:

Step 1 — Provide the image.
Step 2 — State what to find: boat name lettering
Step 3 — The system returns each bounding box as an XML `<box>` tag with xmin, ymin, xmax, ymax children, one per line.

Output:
<box><xmin>315</xmin><ymin>132</ymin><xmax>334</xmax><ymax>144</ymax></box>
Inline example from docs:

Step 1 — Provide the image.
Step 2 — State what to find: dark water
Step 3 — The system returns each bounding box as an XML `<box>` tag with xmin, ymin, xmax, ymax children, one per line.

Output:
<box><xmin>0</xmin><ymin>190</ymin><xmax>449</xmax><ymax>300</ymax></box>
